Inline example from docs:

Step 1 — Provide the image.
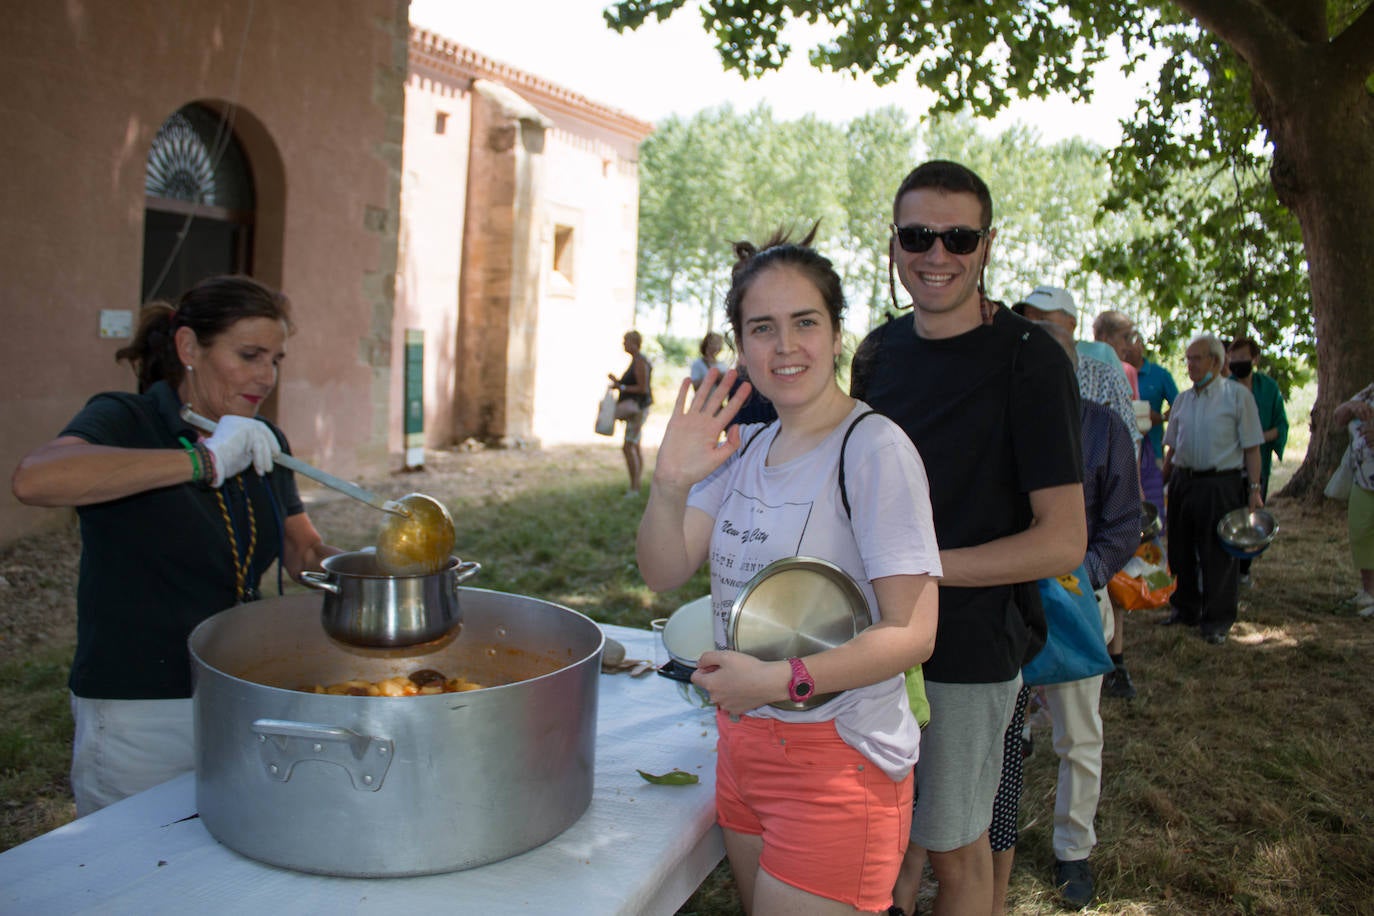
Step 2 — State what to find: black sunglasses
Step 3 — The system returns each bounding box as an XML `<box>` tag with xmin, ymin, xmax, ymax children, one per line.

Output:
<box><xmin>891</xmin><ymin>223</ymin><xmax>989</xmax><ymax>255</ymax></box>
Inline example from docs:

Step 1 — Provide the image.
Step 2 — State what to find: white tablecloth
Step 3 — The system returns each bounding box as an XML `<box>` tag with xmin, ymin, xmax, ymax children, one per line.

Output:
<box><xmin>0</xmin><ymin>625</ymin><xmax>724</xmax><ymax>915</ymax></box>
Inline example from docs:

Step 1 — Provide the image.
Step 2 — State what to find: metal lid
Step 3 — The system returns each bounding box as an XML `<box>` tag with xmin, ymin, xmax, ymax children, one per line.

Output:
<box><xmin>727</xmin><ymin>556</ymin><xmax>872</xmax><ymax>711</ymax></box>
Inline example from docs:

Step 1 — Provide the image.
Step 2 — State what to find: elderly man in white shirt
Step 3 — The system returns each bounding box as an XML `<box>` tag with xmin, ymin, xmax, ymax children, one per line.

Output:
<box><xmin>1161</xmin><ymin>333</ymin><xmax>1265</xmax><ymax>644</ymax></box>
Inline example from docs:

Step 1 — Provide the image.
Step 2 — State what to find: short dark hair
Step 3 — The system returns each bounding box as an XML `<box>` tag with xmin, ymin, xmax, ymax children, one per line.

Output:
<box><xmin>892</xmin><ymin>160</ymin><xmax>994</xmax><ymax>229</ymax></box>
<box><xmin>1228</xmin><ymin>336</ymin><xmax>1261</xmax><ymax>359</ymax></box>
<box><xmin>724</xmin><ymin>222</ymin><xmax>844</xmax><ymax>342</ymax></box>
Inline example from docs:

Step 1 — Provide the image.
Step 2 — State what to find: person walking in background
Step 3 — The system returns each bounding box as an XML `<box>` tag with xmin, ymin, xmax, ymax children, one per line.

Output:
<box><xmin>688</xmin><ymin>331</ymin><xmax>729</xmax><ymax>391</ymax></box>
<box><xmin>1161</xmin><ymin>334</ymin><xmax>1264</xmax><ymax>645</ymax></box>
<box><xmin>608</xmin><ymin>329</ymin><xmax>652</xmax><ymax>495</ymax></box>
<box><xmin>638</xmin><ymin>227</ymin><xmax>940</xmax><ymax>915</ymax></box>
<box><xmin>852</xmin><ymin>160</ymin><xmax>1085</xmax><ymax>916</ymax></box>
<box><xmin>1333</xmin><ymin>386</ymin><xmax>1374</xmax><ymax>614</ymax></box>
<box><xmin>10</xmin><ymin>275</ymin><xmax>341</xmax><ymax>817</ymax></box>
<box><xmin>987</xmin><ymin>318</ymin><xmax>1140</xmax><ymax>910</ymax></box>
<box><xmin>1226</xmin><ymin>336</ymin><xmax>1288</xmax><ymax>586</ymax></box>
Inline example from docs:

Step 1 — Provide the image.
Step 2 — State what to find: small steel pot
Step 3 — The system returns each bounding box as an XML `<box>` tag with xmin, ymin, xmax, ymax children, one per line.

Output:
<box><xmin>300</xmin><ymin>548</ymin><xmax>480</xmax><ymax>648</ymax></box>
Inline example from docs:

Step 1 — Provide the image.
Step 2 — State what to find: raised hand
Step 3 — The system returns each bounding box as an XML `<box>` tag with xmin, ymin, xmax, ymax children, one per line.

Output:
<box><xmin>652</xmin><ymin>369</ymin><xmax>752</xmax><ymax>491</ymax></box>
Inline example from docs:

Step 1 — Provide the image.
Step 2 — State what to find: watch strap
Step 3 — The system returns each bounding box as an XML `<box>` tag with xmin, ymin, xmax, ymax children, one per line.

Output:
<box><xmin>786</xmin><ymin>657</ymin><xmax>815</xmax><ymax>703</ymax></box>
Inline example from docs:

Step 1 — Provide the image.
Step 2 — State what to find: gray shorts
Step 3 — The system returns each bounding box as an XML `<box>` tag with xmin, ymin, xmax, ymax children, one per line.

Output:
<box><xmin>911</xmin><ymin>675</ymin><xmax>1021</xmax><ymax>852</ymax></box>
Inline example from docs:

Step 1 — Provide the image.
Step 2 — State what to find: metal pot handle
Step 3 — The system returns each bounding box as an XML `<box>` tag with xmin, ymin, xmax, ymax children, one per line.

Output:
<box><xmin>452</xmin><ymin>560</ymin><xmax>481</xmax><ymax>592</ymax></box>
<box><xmin>251</xmin><ymin>719</ymin><xmax>393</xmax><ymax>791</ymax></box>
<box><xmin>299</xmin><ymin>570</ymin><xmax>341</xmax><ymax>596</ymax></box>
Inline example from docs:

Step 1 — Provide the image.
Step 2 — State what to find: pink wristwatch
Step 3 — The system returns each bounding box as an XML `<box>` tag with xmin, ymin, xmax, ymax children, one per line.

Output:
<box><xmin>786</xmin><ymin>657</ymin><xmax>815</xmax><ymax>703</ymax></box>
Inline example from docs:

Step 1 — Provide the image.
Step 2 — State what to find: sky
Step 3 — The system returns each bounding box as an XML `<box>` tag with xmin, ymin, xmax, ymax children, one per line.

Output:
<box><xmin>409</xmin><ymin>0</ymin><xmax>1153</xmax><ymax>149</ymax></box>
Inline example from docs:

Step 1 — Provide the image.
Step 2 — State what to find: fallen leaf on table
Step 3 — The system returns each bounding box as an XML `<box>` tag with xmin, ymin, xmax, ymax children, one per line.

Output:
<box><xmin>637</xmin><ymin>768</ymin><xmax>700</xmax><ymax>786</ymax></box>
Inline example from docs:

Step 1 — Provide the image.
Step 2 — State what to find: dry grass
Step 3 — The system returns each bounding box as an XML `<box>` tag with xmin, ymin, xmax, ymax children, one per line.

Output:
<box><xmin>3</xmin><ymin>443</ymin><xmax>1373</xmax><ymax>914</ymax></box>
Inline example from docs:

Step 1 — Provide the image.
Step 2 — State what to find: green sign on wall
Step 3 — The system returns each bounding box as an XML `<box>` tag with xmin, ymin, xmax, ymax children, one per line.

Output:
<box><xmin>404</xmin><ymin>329</ymin><xmax>424</xmax><ymax>467</ymax></box>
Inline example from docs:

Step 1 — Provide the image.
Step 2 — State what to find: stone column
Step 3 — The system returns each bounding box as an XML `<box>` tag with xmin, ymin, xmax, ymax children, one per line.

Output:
<box><xmin>455</xmin><ymin>80</ymin><xmax>550</xmax><ymax>446</ymax></box>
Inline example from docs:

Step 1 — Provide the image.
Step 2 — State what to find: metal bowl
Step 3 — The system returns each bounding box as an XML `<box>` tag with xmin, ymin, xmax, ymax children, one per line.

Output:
<box><xmin>726</xmin><ymin>556</ymin><xmax>872</xmax><ymax>711</ymax></box>
<box><xmin>1140</xmin><ymin>501</ymin><xmax>1162</xmax><ymax>543</ymax></box>
<box><xmin>1216</xmin><ymin>508</ymin><xmax>1279</xmax><ymax>559</ymax></box>
<box><xmin>662</xmin><ymin>595</ymin><xmax>714</xmax><ymax>668</ymax></box>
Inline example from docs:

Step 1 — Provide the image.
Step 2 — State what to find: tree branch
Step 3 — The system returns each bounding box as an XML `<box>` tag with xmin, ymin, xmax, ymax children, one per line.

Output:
<box><xmin>1169</xmin><ymin>0</ymin><xmax>1306</xmax><ymax>78</ymax></box>
<box><xmin>1329</xmin><ymin>3</ymin><xmax>1374</xmax><ymax>79</ymax></box>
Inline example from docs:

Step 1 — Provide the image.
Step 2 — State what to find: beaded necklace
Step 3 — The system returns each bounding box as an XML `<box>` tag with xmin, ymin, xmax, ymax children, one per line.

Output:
<box><xmin>215</xmin><ymin>475</ymin><xmax>258</xmax><ymax>603</ymax></box>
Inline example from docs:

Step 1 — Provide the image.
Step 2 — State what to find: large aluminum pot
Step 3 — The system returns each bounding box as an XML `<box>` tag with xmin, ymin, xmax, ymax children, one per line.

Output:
<box><xmin>189</xmin><ymin>589</ymin><xmax>603</xmax><ymax>877</ymax></box>
<box><xmin>300</xmin><ymin>548</ymin><xmax>480</xmax><ymax>648</ymax></box>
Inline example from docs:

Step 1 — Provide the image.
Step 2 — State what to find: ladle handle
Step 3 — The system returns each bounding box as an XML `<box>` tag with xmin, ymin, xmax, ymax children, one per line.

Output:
<box><xmin>179</xmin><ymin>405</ymin><xmax>407</xmax><ymax>517</ymax></box>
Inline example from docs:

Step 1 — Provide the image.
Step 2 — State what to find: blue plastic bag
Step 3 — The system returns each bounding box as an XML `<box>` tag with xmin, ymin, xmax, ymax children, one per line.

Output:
<box><xmin>1022</xmin><ymin>565</ymin><xmax>1114</xmax><ymax>687</ymax></box>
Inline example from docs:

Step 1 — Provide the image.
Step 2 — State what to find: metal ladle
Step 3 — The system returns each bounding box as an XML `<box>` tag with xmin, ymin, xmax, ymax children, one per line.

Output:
<box><xmin>179</xmin><ymin>406</ymin><xmax>456</xmax><ymax>575</ymax></box>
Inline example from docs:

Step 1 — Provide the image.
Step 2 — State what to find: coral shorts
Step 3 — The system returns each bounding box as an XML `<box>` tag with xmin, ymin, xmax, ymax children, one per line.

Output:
<box><xmin>714</xmin><ymin>710</ymin><xmax>913</xmax><ymax>911</ymax></box>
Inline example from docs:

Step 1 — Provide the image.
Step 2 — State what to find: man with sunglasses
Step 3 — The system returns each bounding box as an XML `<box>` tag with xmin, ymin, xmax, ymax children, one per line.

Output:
<box><xmin>852</xmin><ymin>160</ymin><xmax>1086</xmax><ymax>915</ymax></box>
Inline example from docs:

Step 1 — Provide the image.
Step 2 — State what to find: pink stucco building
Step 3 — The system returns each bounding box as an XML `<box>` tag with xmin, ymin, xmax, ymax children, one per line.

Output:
<box><xmin>1</xmin><ymin>3</ymin><xmax>652</xmax><ymax>543</ymax></box>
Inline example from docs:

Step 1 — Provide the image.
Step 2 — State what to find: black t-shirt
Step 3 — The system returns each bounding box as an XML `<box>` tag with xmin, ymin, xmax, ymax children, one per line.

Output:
<box><xmin>61</xmin><ymin>381</ymin><xmax>305</xmax><ymax>699</ymax></box>
<box><xmin>851</xmin><ymin>308</ymin><xmax>1082</xmax><ymax>683</ymax></box>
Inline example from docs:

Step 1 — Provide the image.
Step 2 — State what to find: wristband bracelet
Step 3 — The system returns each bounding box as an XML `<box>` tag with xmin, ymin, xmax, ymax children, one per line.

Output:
<box><xmin>178</xmin><ymin>436</ymin><xmax>202</xmax><ymax>483</ymax></box>
<box><xmin>197</xmin><ymin>441</ymin><xmax>217</xmax><ymax>486</ymax></box>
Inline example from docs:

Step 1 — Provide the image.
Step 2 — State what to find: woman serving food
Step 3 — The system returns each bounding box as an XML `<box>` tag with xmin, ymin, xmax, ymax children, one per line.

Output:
<box><xmin>636</xmin><ymin>228</ymin><xmax>940</xmax><ymax>915</ymax></box>
<box><xmin>11</xmin><ymin>274</ymin><xmax>340</xmax><ymax>816</ymax></box>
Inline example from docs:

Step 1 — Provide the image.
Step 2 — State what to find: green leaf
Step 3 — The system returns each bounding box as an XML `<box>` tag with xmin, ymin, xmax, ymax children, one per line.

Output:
<box><xmin>637</xmin><ymin>768</ymin><xmax>701</xmax><ymax>785</ymax></box>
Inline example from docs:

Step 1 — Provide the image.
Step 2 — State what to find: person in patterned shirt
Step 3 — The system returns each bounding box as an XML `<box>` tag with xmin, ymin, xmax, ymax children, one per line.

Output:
<box><xmin>1012</xmin><ymin>288</ymin><xmax>1141</xmax><ymax>452</ymax></box>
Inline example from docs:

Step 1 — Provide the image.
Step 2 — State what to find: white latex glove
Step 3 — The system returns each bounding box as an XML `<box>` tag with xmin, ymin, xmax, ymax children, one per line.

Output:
<box><xmin>204</xmin><ymin>416</ymin><xmax>280</xmax><ymax>486</ymax></box>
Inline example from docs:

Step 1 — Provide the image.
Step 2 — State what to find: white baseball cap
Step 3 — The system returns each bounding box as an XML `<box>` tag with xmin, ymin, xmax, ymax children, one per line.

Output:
<box><xmin>1015</xmin><ymin>285</ymin><xmax>1077</xmax><ymax>321</ymax></box>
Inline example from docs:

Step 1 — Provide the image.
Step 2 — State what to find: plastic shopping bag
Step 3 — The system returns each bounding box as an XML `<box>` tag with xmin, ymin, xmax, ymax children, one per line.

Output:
<box><xmin>1023</xmin><ymin>565</ymin><xmax>1114</xmax><ymax>687</ymax></box>
<box><xmin>594</xmin><ymin>387</ymin><xmax>617</xmax><ymax>437</ymax></box>
<box><xmin>1107</xmin><ymin>542</ymin><xmax>1177</xmax><ymax>611</ymax></box>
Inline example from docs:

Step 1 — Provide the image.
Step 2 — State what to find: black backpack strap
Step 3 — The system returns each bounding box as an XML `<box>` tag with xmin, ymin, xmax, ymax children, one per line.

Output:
<box><xmin>839</xmin><ymin>410</ymin><xmax>880</xmax><ymax>520</ymax></box>
<box><xmin>736</xmin><ymin>419</ymin><xmax>777</xmax><ymax>461</ymax></box>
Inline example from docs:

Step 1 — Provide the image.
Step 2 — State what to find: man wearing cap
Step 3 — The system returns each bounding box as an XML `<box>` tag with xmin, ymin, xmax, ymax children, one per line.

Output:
<box><xmin>1161</xmin><ymin>333</ymin><xmax>1264</xmax><ymax>644</ymax></box>
<box><xmin>1013</xmin><ymin>288</ymin><xmax>1141</xmax><ymax>452</ymax></box>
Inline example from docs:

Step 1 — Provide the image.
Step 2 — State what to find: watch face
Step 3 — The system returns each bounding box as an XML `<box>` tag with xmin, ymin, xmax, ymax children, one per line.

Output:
<box><xmin>795</xmin><ymin>682</ymin><xmax>812</xmax><ymax>697</ymax></box>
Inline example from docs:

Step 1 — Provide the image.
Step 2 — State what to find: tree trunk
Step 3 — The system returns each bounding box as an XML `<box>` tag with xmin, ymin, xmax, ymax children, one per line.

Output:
<box><xmin>1169</xmin><ymin>1</ymin><xmax>1374</xmax><ymax>500</ymax></box>
<box><xmin>1254</xmin><ymin>66</ymin><xmax>1374</xmax><ymax>500</ymax></box>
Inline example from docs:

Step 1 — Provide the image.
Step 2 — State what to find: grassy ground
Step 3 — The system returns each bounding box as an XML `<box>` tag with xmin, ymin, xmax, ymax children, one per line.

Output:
<box><xmin>4</xmin><ymin>390</ymin><xmax>1373</xmax><ymax>912</ymax></box>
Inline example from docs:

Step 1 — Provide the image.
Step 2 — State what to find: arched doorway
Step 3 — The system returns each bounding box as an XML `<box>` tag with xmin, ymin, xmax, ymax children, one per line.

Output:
<box><xmin>142</xmin><ymin>104</ymin><xmax>256</xmax><ymax>303</ymax></box>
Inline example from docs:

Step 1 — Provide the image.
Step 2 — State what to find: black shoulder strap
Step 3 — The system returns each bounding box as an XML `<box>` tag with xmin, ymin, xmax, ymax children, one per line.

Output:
<box><xmin>838</xmin><ymin>410</ymin><xmax>879</xmax><ymax>520</ymax></box>
<box><xmin>736</xmin><ymin>419</ymin><xmax>777</xmax><ymax>460</ymax></box>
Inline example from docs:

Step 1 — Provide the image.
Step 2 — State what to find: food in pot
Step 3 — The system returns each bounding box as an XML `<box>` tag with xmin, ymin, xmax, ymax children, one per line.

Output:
<box><xmin>305</xmin><ymin>667</ymin><xmax>483</xmax><ymax>696</ymax></box>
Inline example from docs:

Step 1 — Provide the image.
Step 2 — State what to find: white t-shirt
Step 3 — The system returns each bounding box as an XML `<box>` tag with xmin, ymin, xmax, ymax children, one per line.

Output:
<box><xmin>686</xmin><ymin>401</ymin><xmax>942</xmax><ymax>778</ymax></box>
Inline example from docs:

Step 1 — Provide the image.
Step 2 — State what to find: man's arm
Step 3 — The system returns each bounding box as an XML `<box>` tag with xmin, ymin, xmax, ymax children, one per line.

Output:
<box><xmin>1082</xmin><ymin>413</ymin><xmax>1142</xmax><ymax>591</ymax></box>
<box><xmin>937</xmin><ymin>482</ymin><xmax>1086</xmax><ymax>587</ymax></box>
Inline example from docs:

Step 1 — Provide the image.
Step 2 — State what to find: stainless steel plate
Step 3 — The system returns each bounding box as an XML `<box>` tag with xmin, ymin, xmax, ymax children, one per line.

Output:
<box><xmin>727</xmin><ymin>556</ymin><xmax>872</xmax><ymax>711</ymax></box>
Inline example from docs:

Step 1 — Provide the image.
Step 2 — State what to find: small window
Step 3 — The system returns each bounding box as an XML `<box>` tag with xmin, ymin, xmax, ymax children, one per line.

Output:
<box><xmin>435</xmin><ymin>111</ymin><xmax>448</xmax><ymax>135</ymax></box>
<box><xmin>553</xmin><ymin>224</ymin><xmax>575</xmax><ymax>284</ymax></box>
